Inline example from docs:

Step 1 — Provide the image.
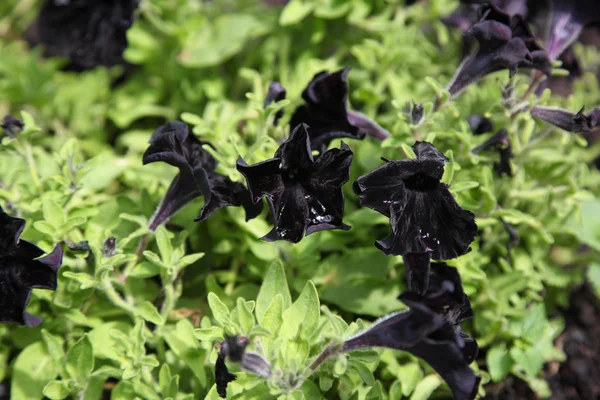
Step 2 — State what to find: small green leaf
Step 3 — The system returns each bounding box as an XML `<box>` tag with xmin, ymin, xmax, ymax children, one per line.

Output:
<box><xmin>33</xmin><ymin>221</ymin><xmax>56</xmax><ymax>236</ymax></box>
<box><xmin>256</xmin><ymin>260</ymin><xmax>292</xmax><ymax>324</ymax></box>
<box><xmin>208</xmin><ymin>292</ymin><xmax>231</xmax><ymax>328</ymax></box>
<box><xmin>137</xmin><ymin>301</ymin><xmax>165</xmax><ymax>325</ymax></box>
<box><xmin>155</xmin><ymin>226</ymin><xmax>173</xmax><ymax>263</ymax></box>
<box><xmin>281</xmin><ymin>281</ymin><xmax>320</xmax><ymax>340</ymax></box>
<box><xmin>411</xmin><ymin>374</ymin><xmax>442</xmax><ymax>400</ymax></box>
<box><xmin>42</xmin><ymin>198</ymin><xmax>65</xmax><ymax>228</ymax></box>
<box><xmin>12</xmin><ymin>341</ymin><xmax>59</xmax><ymax>400</ymax></box>
<box><xmin>262</xmin><ymin>294</ymin><xmax>284</xmax><ymax>336</ymax></box>
<box><xmin>42</xmin><ymin>380</ymin><xmax>70</xmax><ymax>400</ymax></box>
<box><xmin>63</xmin><ymin>272</ymin><xmax>97</xmax><ymax>289</ymax></box>
<box><xmin>280</xmin><ymin>0</ymin><xmax>315</xmax><ymax>26</ymax></box>
<box><xmin>350</xmin><ymin>360</ymin><xmax>375</xmax><ymax>385</ymax></box>
<box><xmin>235</xmin><ymin>298</ymin><xmax>255</xmax><ymax>335</ymax></box>
<box><xmin>174</xmin><ymin>253</ymin><xmax>204</xmax><ymax>270</ymax></box>
<box><xmin>65</xmin><ymin>335</ymin><xmax>94</xmax><ymax>384</ymax></box>
<box><xmin>194</xmin><ymin>326</ymin><xmax>224</xmax><ymax>342</ymax></box>
<box><xmin>487</xmin><ymin>344</ymin><xmax>513</xmax><ymax>382</ymax></box>
<box><xmin>41</xmin><ymin>330</ymin><xmax>65</xmax><ymax>362</ymax></box>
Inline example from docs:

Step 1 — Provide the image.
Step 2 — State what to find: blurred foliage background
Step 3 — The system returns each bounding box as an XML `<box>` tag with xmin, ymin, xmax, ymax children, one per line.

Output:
<box><xmin>1</xmin><ymin>0</ymin><xmax>600</xmax><ymax>399</ymax></box>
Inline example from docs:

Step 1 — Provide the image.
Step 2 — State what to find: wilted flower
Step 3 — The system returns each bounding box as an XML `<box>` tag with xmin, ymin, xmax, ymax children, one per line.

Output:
<box><xmin>404</xmin><ymin>102</ymin><xmax>425</xmax><ymax>125</ymax></box>
<box><xmin>446</xmin><ymin>4</ymin><xmax>551</xmax><ymax>98</ymax></box>
<box><xmin>237</xmin><ymin>123</ymin><xmax>353</xmax><ymax>243</ymax></box>
<box><xmin>545</xmin><ymin>0</ymin><xmax>600</xmax><ymax>60</ymax></box>
<box><xmin>103</xmin><ymin>237</ymin><xmax>116</xmax><ymax>258</ymax></box>
<box><xmin>215</xmin><ymin>336</ymin><xmax>271</xmax><ymax>398</ymax></box>
<box><xmin>28</xmin><ymin>0</ymin><xmax>139</xmax><ymax>71</ymax></box>
<box><xmin>143</xmin><ymin>121</ymin><xmax>262</xmax><ymax>231</ymax></box>
<box><xmin>0</xmin><ymin>206</ymin><xmax>63</xmax><ymax>327</ymax></box>
<box><xmin>341</xmin><ymin>252</ymin><xmax>480</xmax><ymax>400</ymax></box>
<box><xmin>264</xmin><ymin>81</ymin><xmax>287</xmax><ymax>125</ymax></box>
<box><xmin>1</xmin><ymin>115</ymin><xmax>24</xmax><ymax>138</ymax></box>
<box><xmin>530</xmin><ymin>105</ymin><xmax>600</xmax><ymax>132</ymax></box>
<box><xmin>290</xmin><ymin>68</ymin><xmax>388</xmax><ymax>153</ymax></box>
<box><xmin>472</xmin><ymin>129</ymin><xmax>513</xmax><ymax>176</ymax></box>
<box><xmin>353</xmin><ymin>141</ymin><xmax>477</xmax><ymax>260</ymax></box>
<box><xmin>467</xmin><ymin>114</ymin><xmax>494</xmax><ymax>135</ymax></box>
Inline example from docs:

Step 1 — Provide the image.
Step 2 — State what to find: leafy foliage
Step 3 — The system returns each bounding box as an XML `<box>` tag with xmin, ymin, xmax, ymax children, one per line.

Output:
<box><xmin>1</xmin><ymin>0</ymin><xmax>600</xmax><ymax>399</ymax></box>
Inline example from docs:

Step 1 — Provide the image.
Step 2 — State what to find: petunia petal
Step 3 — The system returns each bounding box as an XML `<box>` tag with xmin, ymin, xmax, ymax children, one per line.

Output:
<box><xmin>262</xmin><ymin>185</ymin><xmax>309</xmax><ymax>243</ymax></box>
<box><xmin>195</xmin><ymin>174</ymin><xmax>263</xmax><ymax>222</ymax></box>
<box><xmin>236</xmin><ymin>157</ymin><xmax>283</xmax><ymax>204</ymax></box>
<box><xmin>215</xmin><ymin>354</ymin><xmax>236</xmax><ymax>398</ymax></box>
<box><xmin>467</xmin><ymin>114</ymin><xmax>494</xmax><ymax>135</ymax></box>
<box><xmin>276</xmin><ymin>123</ymin><xmax>314</xmax><ymax>171</ymax></box>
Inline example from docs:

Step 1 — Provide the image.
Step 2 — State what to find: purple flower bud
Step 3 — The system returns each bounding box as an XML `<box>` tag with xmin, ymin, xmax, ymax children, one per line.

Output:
<box><xmin>530</xmin><ymin>105</ymin><xmax>600</xmax><ymax>132</ymax></box>
<box><xmin>1</xmin><ymin>115</ymin><xmax>24</xmax><ymax>138</ymax></box>
<box><xmin>467</xmin><ymin>114</ymin><xmax>494</xmax><ymax>135</ymax></box>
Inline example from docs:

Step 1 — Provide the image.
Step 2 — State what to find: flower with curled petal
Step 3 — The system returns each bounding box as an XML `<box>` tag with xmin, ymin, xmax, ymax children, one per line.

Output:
<box><xmin>340</xmin><ymin>252</ymin><xmax>480</xmax><ymax>400</ymax></box>
<box><xmin>472</xmin><ymin>129</ymin><xmax>513</xmax><ymax>176</ymax></box>
<box><xmin>28</xmin><ymin>0</ymin><xmax>139</xmax><ymax>71</ymax></box>
<box><xmin>353</xmin><ymin>141</ymin><xmax>477</xmax><ymax>260</ymax></box>
<box><xmin>143</xmin><ymin>121</ymin><xmax>262</xmax><ymax>231</ymax></box>
<box><xmin>236</xmin><ymin>123</ymin><xmax>353</xmax><ymax>243</ymax></box>
<box><xmin>1</xmin><ymin>115</ymin><xmax>24</xmax><ymax>138</ymax></box>
<box><xmin>530</xmin><ymin>105</ymin><xmax>600</xmax><ymax>132</ymax></box>
<box><xmin>447</xmin><ymin>4</ymin><xmax>551</xmax><ymax>98</ymax></box>
<box><xmin>0</xmin><ymin>206</ymin><xmax>63</xmax><ymax>327</ymax></box>
<box><xmin>290</xmin><ymin>68</ymin><xmax>388</xmax><ymax>153</ymax></box>
<box><xmin>544</xmin><ymin>0</ymin><xmax>600</xmax><ymax>60</ymax></box>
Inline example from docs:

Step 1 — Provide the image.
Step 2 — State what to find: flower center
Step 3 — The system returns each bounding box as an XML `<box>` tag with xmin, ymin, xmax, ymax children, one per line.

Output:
<box><xmin>403</xmin><ymin>173</ymin><xmax>439</xmax><ymax>192</ymax></box>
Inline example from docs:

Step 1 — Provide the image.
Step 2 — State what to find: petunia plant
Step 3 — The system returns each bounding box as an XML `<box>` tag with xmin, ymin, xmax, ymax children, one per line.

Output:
<box><xmin>1</xmin><ymin>0</ymin><xmax>600</xmax><ymax>400</ymax></box>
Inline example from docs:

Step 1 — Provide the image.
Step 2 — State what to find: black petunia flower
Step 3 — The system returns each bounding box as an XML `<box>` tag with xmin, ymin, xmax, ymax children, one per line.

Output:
<box><xmin>1</xmin><ymin>115</ymin><xmax>24</xmax><ymax>138</ymax></box>
<box><xmin>467</xmin><ymin>114</ymin><xmax>494</xmax><ymax>135</ymax></box>
<box><xmin>28</xmin><ymin>0</ymin><xmax>139</xmax><ymax>71</ymax></box>
<box><xmin>353</xmin><ymin>141</ymin><xmax>477</xmax><ymax>260</ymax></box>
<box><xmin>143</xmin><ymin>121</ymin><xmax>262</xmax><ymax>231</ymax></box>
<box><xmin>530</xmin><ymin>105</ymin><xmax>600</xmax><ymax>132</ymax></box>
<box><xmin>264</xmin><ymin>81</ymin><xmax>287</xmax><ymax>126</ymax></box>
<box><xmin>236</xmin><ymin>123</ymin><xmax>353</xmax><ymax>243</ymax></box>
<box><xmin>446</xmin><ymin>4</ymin><xmax>551</xmax><ymax>98</ymax></box>
<box><xmin>215</xmin><ymin>336</ymin><xmax>271</xmax><ymax>398</ymax></box>
<box><xmin>472</xmin><ymin>129</ymin><xmax>513</xmax><ymax>176</ymax></box>
<box><xmin>290</xmin><ymin>68</ymin><xmax>388</xmax><ymax>153</ymax></box>
<box><xmin>545</xmin><ymin>0</ymin><xmax>600</xmax><ymax>60</ymax></box>
<box><xmin>341</xmin><ymin>252</ymin><xmax>480</xmax><ymax>400</ymax></box>
<box><xmin>0</xmin><ymin>206</ymin><xmax>63</xmax><ymax>327</ymax></box>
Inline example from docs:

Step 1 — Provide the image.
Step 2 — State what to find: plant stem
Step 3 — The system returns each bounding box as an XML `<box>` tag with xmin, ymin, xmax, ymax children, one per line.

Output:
<box><xmin>102</xmin><ymin>278</ymin><xmax>138</xmax><ymax>316</ymax></box>
<box><xmin>309</xmin><ymin>343</ymin><xmax>341</xmax><ymax>371</ymax></box>
<box><xmin>519</xmin><ymin>72</ymin><xmax>544</xmax><ymax>103</ymax></box>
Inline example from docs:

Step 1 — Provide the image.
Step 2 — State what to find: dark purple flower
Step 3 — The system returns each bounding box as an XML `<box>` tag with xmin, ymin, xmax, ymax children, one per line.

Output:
<box><xmin>467</xmin><ymin>114</ymin><xmax>494</xmax><ymax>135</ymax></box>
<box><xmin>264</xmin><ymin>81</ymin><xmax>287</xmax><ymax>126</ymax></box>
<box><xmin>446</xmin><ymin>4</ymin><xmax>551</xmax><ymax>98</ymax></box>
<box><xmin>353</xmin><ymin>141</ymin><xmax>477</xmax><ymax>260</ymax></box>
<box><xmin>472</xmin><ymin>129</ymin><xmax>513</xmax><ymax>176</ymax></box>
<box><xmin>215</xmin><ymin>336</ymin><xmax>270</xmax><ymax>398</ymax></box>
<box><xmin>342</xmin><ymin>252</ymin><xmax>480</xmax><ymax>400</ymax></box>
<box><xmin>0</xmin><ymin>206</ymin><xmax>63</xmax><ymax>327</ymax></box>
<box><xmin>28</xmin><ymin>0</ymin><xmax>139</xmax><ymax>71</ymax></box>
<box><xmin>545</xmin><ymin>0</ymin><xmax>600</xmax><ymax>60</ymax></box>
<box><xmin>530</xmin><ymin>105</ymin><xmax>600</xmax><ymax>132</ymax></box>
<box><xmin>237</xmin><ymin>123</ymin><xmax>353</xmax><ymax>243</ymax></box>
<box><xmin>1</xmin><ymin>115</ymin><xmax>24</xmax><ymax>138</ymax></box>
<box><xmin>143</xmin><ymin>121</ymin><xmax>262</xmax><ymax>231</ymax></box>
<box><xmin>290</xmin><ymin>68</ymin><xmax>388</xmax><ymax>153</ymax></box>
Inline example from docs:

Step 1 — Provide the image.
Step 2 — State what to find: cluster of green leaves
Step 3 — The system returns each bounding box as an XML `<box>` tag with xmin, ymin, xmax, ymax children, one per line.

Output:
<box><xmin>1</xmin><ymin>0</ymin><xmax>600</xmax><ymax>399</ymax></box>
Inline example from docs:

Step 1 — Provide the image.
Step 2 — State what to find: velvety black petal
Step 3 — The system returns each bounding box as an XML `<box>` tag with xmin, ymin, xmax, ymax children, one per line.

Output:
<box><xmin>1</xmin><ymin>115</ymin><xmax>24</xmax><ymax>138</ymax></box>
<box><xmin>236</xmin><ymin>157</ymin><xmax>283</xmax><ymax>204</ymax></box>
<box><xmin>290</xmin><ymin>68</ymin><xmax>363</xmax><ymax>152</ymax></box>
<box><xmin>405</xmin><ymin>327</ymin><xmax>481</xmax><ymax>400</ymax></box>
<box><xmin>530</xmin><ymin>105</ymin><xmax>600</xmax><ymax>132</ymax></box>
<box><xmin>402</xmin><ymin>252</ymin><xmax>432</xmax><ymax>295</ymax></box>
<box><xmin>148</xmin><ymin>169</ymin><xmax>211</xmax><ymax>231</ymax></box>
<box><xmin>0</xmin><ymin>210</ymin><xmax>25</xmax><ymax>253</ymax></box>
<box><xmin>195</xmin><ymin>173</ymin><xmax>263</xmax><ymax>222</ymax></box>
<box><xmin>467</xmin><ymin>114</ymin><xmax>494</xmax><ymax>135</ymax></box>
<box><xmin>265</xmin><ymin>81</ymin><xmax>286</xmax><ymax>126</ymax></box>
<box><xmin>33</xmin><ymin>0</ymin><xmax>139</xmax><ymax>71</ymax></box>
<box><xmin>215</xmin><ymin>354</ymin><xmax>236</xmax><ymax>398</ymax></box>
<box><xmin>447</xmin><ymin>4</ymin><xmax>549</xmax><ymax>97</ymax></box>
<box><xmin>220</xmin><ymin>335</ymin><xmax>249</xmax><ymax>362</ymax></box>
<box><xmin>262</xmin><ymin>185</ymin><xmax>309</xmax><ymax>243</ymax></box>
<box><xmin>143</xmin><ymin>121</ymin><xmax>216</xmax><ymax>172</ymax></box>
<box><xmin>276</xmin><ymin>123</ymin><xmax>314</xmax><ymax>171</ymax></box>
<box><xmin>545</xmin><ymin>0</ymin><xmax>600</xmax><ymax>60</ymax></box>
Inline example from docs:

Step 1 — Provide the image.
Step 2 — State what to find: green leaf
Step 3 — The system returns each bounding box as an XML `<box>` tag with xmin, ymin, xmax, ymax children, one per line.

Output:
<box><xmin>256</xmin><ymin>260</ymin><xmax>292</xmax><ymax>323</ymax></box>
<box><xmin>42</xmin><ymin>198</ymin><xmax>65</xmax><ymax>228</ymax></box>
<box><xmin>155</xmin><ymin>226</ymin><xmax>173</xmax><ymax>264</ymax></box>
<box><xmin>280</xmin><ymin>0</ymin><xmax>315</xmax><ymax>26</ymax></box>
<box><xmin>281</xmin><ymin>281</ymin><xmax>320</xmax><ymax>340</ymax></box>
<box><xmin>510</xmin><ymin>346</ymin><xmax>544</xmax><ymax>377</ymax></box>
<box><xmin>193</xmin><ymin>326</ymin><xmax>224</xmax><ymax>342</ymax></box>
<box><xmin>588</xmin><ymin>263</ymin><xmax>600</xmax><ymax>297</ymax></box>
<box><xmin>11</xmin><ymin>341</ymin><xmax>59</xmax><ymax>400</ymax></box>
<box><xmin>411</xmin><ymin>375</ymin><xmax>442</xmax><ymax>400</ymax></box>
<box><xmin>487</xmin><ymin>344</ymin><xmax>513</xmax><ymax>382</ymax></box>
<box><xmin>65</xmin><ymin>335</ymin><xmax>94</xmax><ymax>384</ymax></box>
<box><xmin>235</xmin><ymin>298</ymin><xmax>255</xmax><ymax>335</ymax></box>
<box><xmin>262</xmin><ymin>294</ymin><xmax>284</xmax><ymax>336</ymax></box>
<box><xmin>397</xmin><ymin>363</ymin><xmax>423</xmax><ymax>396</ymax></box>
<box><xmin>207</xmin><ymin>292</ymin><xmax>231</xmax><ymax>328</ymax></box>
<box><xmin>42</xmin><ymin>380</ymin><xmax>69</xmax><ymax>400</ymax></box>
<box><xmin>164</xmin><ymin>320</ymin><xmax>207</xmax><ymax>385</ymax></box>
<box><xmin>88</xmin><ymin>322</ymin><xmax>131</xmax><ymax>360</ymax></box>
<box><xmin>33</xmin><ymin>221</ymin><xmax>56</xmax><ymax>236</ymax></box>
<box><xmin>41</xmin><ymin>330</ymin><xmax>65</xmax><ymax>362</ymax></box>
<box><xmin>136</xmin><ymin>301</ymin><xmax>165</xmax><ymax>325</ymax></box>
<box><xmin>174</xmin><ymin>253</ymin><xmax>204</xmax><ymax>270</ymax></box>
<box><xmin>349</xmin><ymin>360</ymin><xmax>375</xmax><ymax>385</ymax></box>
<box><xmin>63</xmin><ymin>272</ymin><xmax>97</xmax><ymax>289</ymax></box>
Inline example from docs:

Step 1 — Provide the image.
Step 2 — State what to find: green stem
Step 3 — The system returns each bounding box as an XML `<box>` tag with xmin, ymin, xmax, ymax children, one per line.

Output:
<box><xmin>121</xmin><ymin>233</ymin><xmax>151</xmax><ymax>282</ymax></box>
<box><xmin>102</xmin><ymin>279</ymin><xmax>137</xmax><ymax>316</ymax></box>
